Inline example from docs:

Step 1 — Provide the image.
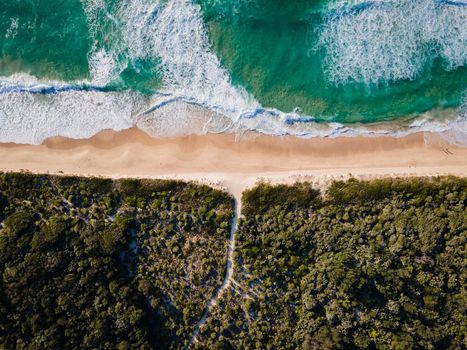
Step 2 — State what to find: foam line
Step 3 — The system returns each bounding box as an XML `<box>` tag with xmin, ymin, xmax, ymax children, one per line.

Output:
<box><xmin>0</xmin><ymin>83</ymin><xmax>110</xmax><ymax>95</ymax></box>
<box><xmin>138</xmin><ymin>96</ymin><xmax>190</xmax><ymax>115</ymax></box>
<box><xmin>437</xmin><ymin>0</ymin><xmax>467</xmax><ymax>6</ymax></box>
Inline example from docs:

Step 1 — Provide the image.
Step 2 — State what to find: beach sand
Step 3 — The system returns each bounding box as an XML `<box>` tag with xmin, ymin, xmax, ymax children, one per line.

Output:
<box><xmin>0</xmin><ymin>128</ymin><xmax>466</xmax><ymax>201</ymax></box>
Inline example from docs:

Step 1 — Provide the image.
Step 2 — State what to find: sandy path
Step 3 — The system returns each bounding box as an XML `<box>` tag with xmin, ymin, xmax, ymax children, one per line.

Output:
<box><xmin>187</xmin><ymin>198</ymin><xmax>239</xmax><ymax>348</ymax></box>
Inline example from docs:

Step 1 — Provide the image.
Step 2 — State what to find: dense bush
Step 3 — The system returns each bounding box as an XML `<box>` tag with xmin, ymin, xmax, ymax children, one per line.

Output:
<box><xmin>242</xmin><ymin>182</ymin><xmax>321</xmax><ymax>216</ymax></box>
<box><xmin>196</xmin><ymin>177</ymin><xmax>467</xmax><ymax>350</ymax></box>
<box><xmin>1</xmin><ymin>173</ymin><xmax>465</xmax><ymax>349</ymax></box>
<box><xmin>0</xmin><ymin>172</ymin><xmax>234</xmax><ymax>349</ymax></box>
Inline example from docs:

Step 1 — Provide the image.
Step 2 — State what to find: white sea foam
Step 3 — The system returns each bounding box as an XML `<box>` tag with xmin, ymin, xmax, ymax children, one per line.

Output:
<box><xmin>0</xmin><ymin>74</ymin><xmax>147</xmax><ymax>144</ymax></box>
<box><xmin>320</xmin><ymin>0</ymin><xmax>467</xmax><ymax>85</ymax></box>
<box><xmin>81</xmin><ymin>0</ymin><xmax>125</xmax><ymax>82</ymax></box>
<box><xmin>116</xmin><ymin>0</ymin><xmax>164</xmax><ymax>59</ymax></box>
<box><xmin>0</xmin><ymin>90</ymin><xmax>142</xmax><ymax>144</ymax></box>
<box><xmin>88</xmin><ymin>48</ymin><xmax>118</xmax><ymax>85</ymax></box>
<box><xmin>145</xmin><ymin>0</ymin><xmax>256</xmax><ymax>113</ymax></box>
<box><xmin>235</xmin><ymin>106</ymin><xmax>466</xmax><ymax>142</ymax></box>
<box><xmin>5</xmin><ymin>18</ymin><xmax>19</xmax><ymax>39</ymax></box>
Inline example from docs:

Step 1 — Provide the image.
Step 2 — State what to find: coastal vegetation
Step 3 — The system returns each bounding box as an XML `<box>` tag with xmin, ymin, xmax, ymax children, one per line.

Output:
<box><xmin>196</xmin><ymin>177</ymin><xmax>467</xmax><ymax>350</ymax></box>
<box><xmin>0</xmin><ymin>173</ymin><xmax>466</xmax><ymax>349</ymax></box>
<box><xmin>0</xmin><ymin>172</ymin><xmax>234</xmax><ymax>349</ymax></box>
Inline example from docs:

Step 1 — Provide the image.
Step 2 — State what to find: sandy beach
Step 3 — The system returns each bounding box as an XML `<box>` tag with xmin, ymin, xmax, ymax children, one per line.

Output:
<box><xmin>0</xmin><ymin>128</ymin><xmax>466</xmax><ymax>200</ymax></box>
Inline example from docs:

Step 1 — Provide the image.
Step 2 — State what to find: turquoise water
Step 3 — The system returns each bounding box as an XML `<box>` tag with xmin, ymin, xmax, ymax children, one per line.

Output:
<box><xmin>0</xmin><ymin>0</ymin><xmax>91</xmax><ymax>80</ymax></box>
<box><xmin>0</xmin><ymin>0</ymin><xmax>466</xmax><ymax>143</ymax></box>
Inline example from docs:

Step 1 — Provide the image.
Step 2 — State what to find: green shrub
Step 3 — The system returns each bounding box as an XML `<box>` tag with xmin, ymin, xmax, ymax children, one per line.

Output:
<box><xmin>3</xmin><ymin>211</ymin><xmax>34</xmax><ymax>237</ymax></box>
<box><xmin>197</xmin><ymin>176</ymin><xmax>467</xmax><ymax>349</ymax></box>
<box><xmin>0</xmin><ymin>172</ymin><xmax>233</xmax><ymax>349</ymax></box>
<box><xmin>242</xmin><ymin>182</ymin><xmax>321</xmax><ymax>216</ymax></box>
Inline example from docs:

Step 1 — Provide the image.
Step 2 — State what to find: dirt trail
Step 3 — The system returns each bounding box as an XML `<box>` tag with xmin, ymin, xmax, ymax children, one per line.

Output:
<box><xmin>187</xmin><ymin>196</ymin><xmax>240</xmax><ymax>348</ymax></box>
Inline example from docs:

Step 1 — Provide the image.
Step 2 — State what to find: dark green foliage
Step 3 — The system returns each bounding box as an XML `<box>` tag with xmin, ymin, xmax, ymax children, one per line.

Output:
<box><xmin>31</xmin><ymin>215</ymin><xmax>66</xmax><ymax>249</ymax></box>
<box><xmin>326</xmin><ymin>176</ymin><xmax>467</xmax><ymax>205</ymax></box>
<box><xmin>0</xmin><ymin>172</ymin><xmax>234</xmax><ymax>350</ymax></box>
<box><xmin>100</xmin><ymin>216</ymin><xmax>132</xmax><ymax>254</ymax></box>
<box><xmin>197</xmin><ymin>177</ymin><xmax>467</xmax><ymax>350</ymax></box>
<box><xmin>117</xmin><ymin>178</ymin><xmax>184</xmax><ymax>197</ymax></box>
<box><xmin>242</xmin><ymin>182</ymin><xmax>321</xmax><ymax>216</ymax></box>
<box><xmin>1</xmin><ymin>173</ymin><xmax>465</xmax><ymax>350</ymax></box>
<box><xmin>0</xmin><ymin>192</ymin><xmax>6</xmax><ymax>217</ymax></box>
<box><xmin>3</xmin><ymin>211</ymin><xmax>35</xmax><ymax>237</ymax></box>
<box><xmin>54</xmin><ymin>175</ymin><xmax>113</xmax><ymax>195</ymax></box>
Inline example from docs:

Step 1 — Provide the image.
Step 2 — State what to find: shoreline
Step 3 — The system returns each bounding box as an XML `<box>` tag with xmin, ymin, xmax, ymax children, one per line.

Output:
<box><xmin>0</xmin><ymin>128</ymin><xmax>466</xmax><ymax>200</ymax></box>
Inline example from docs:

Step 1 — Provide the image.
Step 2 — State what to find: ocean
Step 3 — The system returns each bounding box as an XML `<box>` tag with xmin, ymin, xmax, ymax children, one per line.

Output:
<box><xmin>0</xmin><ymin>0</ymin><xmax>466</xmax><ymax>144</ymax></box>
